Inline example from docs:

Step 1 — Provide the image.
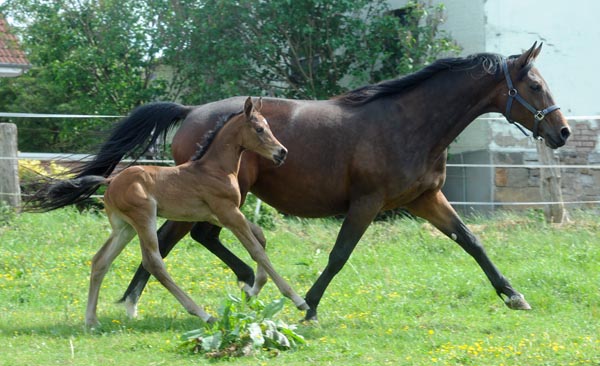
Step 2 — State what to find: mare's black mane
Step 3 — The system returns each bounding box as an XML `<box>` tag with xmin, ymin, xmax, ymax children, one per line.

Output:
<box><xmin>336</xmin><ymin>52</ymin><xmax>506</xmax><ymax>106</ymax></box>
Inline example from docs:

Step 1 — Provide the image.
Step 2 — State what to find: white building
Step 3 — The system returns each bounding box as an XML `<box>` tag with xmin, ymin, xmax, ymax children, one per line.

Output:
<box><xmin>389</xmin><ymin>0</ymin><xmax>600</xmax><ymax>212</ymax></box>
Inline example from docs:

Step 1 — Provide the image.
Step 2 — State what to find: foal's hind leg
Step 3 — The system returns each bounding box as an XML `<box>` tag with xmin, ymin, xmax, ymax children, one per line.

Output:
<box><xmin>134</xmin><ymin>221</ymin><xmax>216</xmax><ymax>323</ymax></box>
<box><xmin>86</xmin><ymin>216</ymin><xmax>136</xmax><ymax>327</ymax></box>
<box><xmin>406</xmin><ymin>189</ymin><xmax>531</xmax><ymax>310</ymax></box>
<box><xmin>119</xmin><ymin>220</ymin><xmax>194</xmax><ymax>319</ymax></box>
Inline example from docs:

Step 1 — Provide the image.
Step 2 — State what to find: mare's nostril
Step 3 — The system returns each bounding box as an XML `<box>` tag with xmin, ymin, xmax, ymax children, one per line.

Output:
<box><xmin>280</xmin><ymin>147</ymin><xmax>288</xmax><ymax>157</ymax></box>
<box><xmin>560</xmin><ymin>126</ymin><xmax>571</xmax><ymax>141</ymax></box>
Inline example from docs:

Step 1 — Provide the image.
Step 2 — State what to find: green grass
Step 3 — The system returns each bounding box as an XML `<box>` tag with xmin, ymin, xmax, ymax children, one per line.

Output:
<box><xmin>0</xmin><ymin>208</ymin><xmax>599</xmax><ymax>365</ymax></box>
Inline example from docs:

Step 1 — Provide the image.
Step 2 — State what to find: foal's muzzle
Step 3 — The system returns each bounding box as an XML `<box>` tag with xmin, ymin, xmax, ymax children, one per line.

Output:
<box><xmin>273</xmin><ymin>147</ymin><xmax>288</xmax><ymax>166</ymax></box>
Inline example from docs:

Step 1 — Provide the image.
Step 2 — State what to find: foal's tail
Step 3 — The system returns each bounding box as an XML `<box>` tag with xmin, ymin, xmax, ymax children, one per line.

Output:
<box><xmin>73</xmin><ymin>102</ymin><xmax>193</xmax><ymax>178</ymax></box>
<box><xmin>23</xmin><ymin>176</ymin><xmax>108</xmax><ymax>212</ymax></box>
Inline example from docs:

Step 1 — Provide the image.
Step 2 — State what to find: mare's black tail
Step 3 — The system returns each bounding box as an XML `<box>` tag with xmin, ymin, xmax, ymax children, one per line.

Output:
<box><xmin>23</xmin><ymin>175</ymin><xmax>108</xmax><ymax>212</ymax></box>
<box><xmin>73</xmin><ymin>102</ymin><xmax>192</xmax><ymax>178</ymax></box>
<box><xmin>23</xmin><ymin>102</ymin><xmax>191</xmax><ymax>212</ymax></box>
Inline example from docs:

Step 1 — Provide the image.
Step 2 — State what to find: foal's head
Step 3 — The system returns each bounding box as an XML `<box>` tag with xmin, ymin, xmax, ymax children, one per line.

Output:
<box><xmin>239</xmin><ymin>96</ymin><xmax>288</xmax><ymax>166</ymax></box>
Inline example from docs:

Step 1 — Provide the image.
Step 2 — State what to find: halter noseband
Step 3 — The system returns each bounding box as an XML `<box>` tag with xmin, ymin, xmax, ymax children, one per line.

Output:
<box><xmin>501</xmin><ymin>58</ymin><xmax>560</xmax><ymax>138</ymax></box>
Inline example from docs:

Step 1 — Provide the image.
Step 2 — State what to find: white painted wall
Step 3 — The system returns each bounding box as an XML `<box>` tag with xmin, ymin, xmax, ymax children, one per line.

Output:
<box><xmin>389</xmin><ymin>0</ymin><xmax>600</xmax><ymax>152</ymax></box>
<box><xmin>483</xmin><ymin>0</ymin><xmax>600</xmax><ymax>117</ymax></box>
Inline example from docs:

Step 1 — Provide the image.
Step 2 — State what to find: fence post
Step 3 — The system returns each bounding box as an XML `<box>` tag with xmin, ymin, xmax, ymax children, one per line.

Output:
<box><xmin>536</xmin><ymin>139</ymin><xmax>567</xmax><ymax>223</ymax></box>
<box><xmin>0</xmin><ymin>123</ymin><xmax>21</xmax><ymax>208</ymax></box>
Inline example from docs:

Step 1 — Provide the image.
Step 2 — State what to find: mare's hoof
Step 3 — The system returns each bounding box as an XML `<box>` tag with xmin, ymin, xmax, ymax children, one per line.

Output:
<box><xmin>303</xmin><ymin>308</ymin><xmax>318</xmax><ymax>323</ymax></box>
<box><xmin>505</xmin><ymin>294</ymin><xmax>532</xmax><ymax>310</ymax></box>
<box><xmin>124</xmin><ymin>297</ymin><xmax>138</xmax><ymax>318</ymax></box>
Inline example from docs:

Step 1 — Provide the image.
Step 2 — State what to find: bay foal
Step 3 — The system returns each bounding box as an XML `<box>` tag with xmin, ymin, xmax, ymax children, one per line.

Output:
<box><xmin>29</xmin><ymin>97</ymin><xmax>308</xmax><ymax>326</ymax></box>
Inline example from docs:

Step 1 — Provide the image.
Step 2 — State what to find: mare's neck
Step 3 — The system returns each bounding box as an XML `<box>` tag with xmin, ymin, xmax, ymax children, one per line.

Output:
<box><xmin>401</xmin><ymin>69</ymin><xmax>502</xmax><ymax>157</ymax></box>
<box><xmin>193</xmin><ymin>118</ymin><xmax>244</xmax><ymax>176</ymax></box>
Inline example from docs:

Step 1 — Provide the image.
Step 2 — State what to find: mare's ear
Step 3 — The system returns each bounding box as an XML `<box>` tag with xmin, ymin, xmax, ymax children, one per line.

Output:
<box><xmin>516</xmin><ymin>42</ymin><xmax>543</xmax><ymax>68</ymax></box>
<box><xmin>244</xmin><ymin>96</ymin><xmax>253</xmax><ymax>118</ymax></box>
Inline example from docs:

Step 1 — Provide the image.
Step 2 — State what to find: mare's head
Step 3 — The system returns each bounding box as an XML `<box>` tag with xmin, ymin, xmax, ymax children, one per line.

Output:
<box><xmin>496</xmin><ymin>42</ymin><xmax>571</xmax><ymax>148</ymax></box>
<box><xmin>239</xmin><ymin>96</ymin><xmax>288</xmax><ymax>166</ymax></box>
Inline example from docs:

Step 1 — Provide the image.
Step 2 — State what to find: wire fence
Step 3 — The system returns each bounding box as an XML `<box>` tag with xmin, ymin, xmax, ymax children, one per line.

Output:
<box><xmin>1</xmin><ymin>112</ymin><xmax>600</xmax><ymax>208</ymax></box>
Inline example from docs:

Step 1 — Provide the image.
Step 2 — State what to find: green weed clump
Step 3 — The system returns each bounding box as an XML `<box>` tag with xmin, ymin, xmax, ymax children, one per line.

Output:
<box><xmin>180</xmin><ymin>294</ymin><xmax>305</xmax><ymax>359</ymax></box>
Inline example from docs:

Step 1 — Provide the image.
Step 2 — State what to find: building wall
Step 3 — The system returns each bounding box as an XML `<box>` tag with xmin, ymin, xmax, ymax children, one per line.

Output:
<box><xmin>387</xmin><ymin>1</ymin><xmax>600</xmax><ymax>212</ymax></box>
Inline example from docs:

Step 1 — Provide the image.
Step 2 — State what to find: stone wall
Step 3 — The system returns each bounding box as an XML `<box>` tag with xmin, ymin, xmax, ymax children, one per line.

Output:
<box><xmin>444</xmin><ymin>118</ymin><xmax>600</xmax><ymax>215</ymax></box>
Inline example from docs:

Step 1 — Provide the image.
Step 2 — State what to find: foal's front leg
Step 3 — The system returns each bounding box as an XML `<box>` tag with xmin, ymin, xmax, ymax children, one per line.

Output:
<box><xmin>406</xmin><ymin>189</ymin><xmax>531</xmax><ymax>310</ymax></box>
<box><xmin>219</xmin><ymin>208</ymin><xmax>308</xmax><ymax>310</ymax></box>
<box><xmin>244</xmin><ymin>220</ymin><xmax>269</xmax><ymax>296</ymax></box>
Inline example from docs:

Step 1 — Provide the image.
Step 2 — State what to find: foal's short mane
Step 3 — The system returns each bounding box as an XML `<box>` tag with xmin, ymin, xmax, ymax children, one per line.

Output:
<box><xmin>335</xmin><ymin>52</ymin><xmax>506</xmax><ymax>106</ymax></box>
<box><xmin>191</xmin><ymin>110</ymin><xmax>242</xmax><ymax>162</ymax></box>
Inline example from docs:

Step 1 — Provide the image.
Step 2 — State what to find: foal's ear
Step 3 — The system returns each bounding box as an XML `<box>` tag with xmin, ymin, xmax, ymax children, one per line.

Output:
<box><xmin>244</xmin><ymin>96</ymin><xmax>254</xmax><ymax>118</ymax></box>
<box><xmin>516</xmin><ymin>42</ymin><xmax>543</xmax><ymax>68</ymax></box>
<box><xmin>256</xmin><ymin>97</ymin><xmax>263</xmax><ymax>112</ymax></box>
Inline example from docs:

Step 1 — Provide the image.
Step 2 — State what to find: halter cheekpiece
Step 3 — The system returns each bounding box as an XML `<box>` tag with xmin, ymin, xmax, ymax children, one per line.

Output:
<box><xmin>501</xmin><ymin>58</ymin><xmax>560</xmax><ymax>138</ymax></box>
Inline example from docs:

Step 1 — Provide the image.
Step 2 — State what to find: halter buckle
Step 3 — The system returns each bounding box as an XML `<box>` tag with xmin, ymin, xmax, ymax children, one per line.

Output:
<box><xmin>534</xmin><ymin>111</ymin><xmax>545</xmax><ymax>121</ymax></box>
<box><xmin>508</xmin><ymin>88</ymin><xmax>518</xmax><ymax>97</ymax></box>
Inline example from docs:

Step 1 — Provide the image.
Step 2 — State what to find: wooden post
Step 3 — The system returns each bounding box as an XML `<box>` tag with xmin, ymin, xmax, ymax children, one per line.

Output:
<box><xmin>536</xmin><ymin>139</ymin><xmax>567</xmax><ymax>223</ymax></box>
<box><xmin>0</xmin><ymin>123</ymin><xmax>21</xmax><ymax>208</ymax></box>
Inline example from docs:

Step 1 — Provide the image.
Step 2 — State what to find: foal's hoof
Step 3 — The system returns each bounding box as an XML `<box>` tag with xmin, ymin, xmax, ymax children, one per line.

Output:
<box><xmin>296</xmin><ymin>301</ymin><xmax>310</xmax><ymax>311</ymax></box>
<box><xmin>206</xmin><ymin>316</ymin><xmax>218</xmax><ymax>324</ymax></box>
<box><xmin>239</xmin><ymin>283</ymin><xmax>257</xmax><ymax>298</ymax></box>
<box><xmin>505</xmin><ymin>294</ymin><xmax>532</xmax><ymax>310</ymax></box>
<box><xmin>85</xmin><ymin>319</ymin><xmax>101</xmax><ymax>329</ymax></box>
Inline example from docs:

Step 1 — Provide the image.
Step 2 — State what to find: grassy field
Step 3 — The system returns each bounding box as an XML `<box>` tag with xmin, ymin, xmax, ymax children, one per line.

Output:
<box><xmin>0</xmin><ymin>208</ymin><xmax>598</xmax><ymax>365</ymax></box>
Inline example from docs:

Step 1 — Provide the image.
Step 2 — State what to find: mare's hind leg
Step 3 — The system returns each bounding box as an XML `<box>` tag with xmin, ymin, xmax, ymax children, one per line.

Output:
<box><xmin>86</xmin><ymin>215</ymin><xmax>136</xmax><ymax>327</ymax></box>
<box><xmin>191</xmin><ymin>222</ymin><xmax>256</xmax><ymax>290</ymax></box>
<box><xmin>135</xmin><ymin>222</ymin><xmax>216</xmax><ymax>323</ymax></box>
<box><xmin>219</xmin><ymin>207</ymin><xmax>308</xmax><ymax>310</ymax></box>
<box><xmin>406</xmin><ymin>189</ymin><xmax>531</xmax><ymax>310</ymax></box>
<box><xmin>119</xmin><ymin>220</ymin><xmax>194</xmax><ymax>318</ymax></box>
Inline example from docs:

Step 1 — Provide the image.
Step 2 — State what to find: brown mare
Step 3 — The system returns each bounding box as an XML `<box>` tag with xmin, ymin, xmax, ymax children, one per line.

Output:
<box><xmin>26</xmin><ymin>97</ymin><xmax>309</xmax><ymax>326</ymax></box>
<box><xmin>30</xmin><ymin>43</ymin><xmax>571</xmax><ymax>322</ymax></box>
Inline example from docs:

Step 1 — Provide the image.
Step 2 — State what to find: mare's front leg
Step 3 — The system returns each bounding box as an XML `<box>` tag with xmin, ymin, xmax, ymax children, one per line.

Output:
<box><xmin>219</xmin><ymin>207</ymin><xmax>308</xmax><ymax>310</ymax></box>
<box><xmin>304</xmin><ymin>195</ymin><xmax>382</xmax><ymax>321</ymax></box>
<box><xmin>406</xmin><ymin>189</ymin><xmax>531</xmax><ymax>310</ymax></box>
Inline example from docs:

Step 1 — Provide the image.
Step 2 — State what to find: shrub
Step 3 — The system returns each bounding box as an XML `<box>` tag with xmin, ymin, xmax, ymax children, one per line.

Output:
<box><xmin>180</xmin><ymin>294</ymin><xmax>305</xmax><ymax>359</ymax></box>
<box><xmin>241</xmin><ymin>194</ymin><xmax>281</xmax><ymax>230</ymax></box>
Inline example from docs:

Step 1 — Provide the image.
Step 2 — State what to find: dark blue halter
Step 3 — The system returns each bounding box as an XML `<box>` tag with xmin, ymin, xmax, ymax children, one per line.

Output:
<box><xmin>501</xmin><ymin>58</ymin><xmax>560</xmax><ymax>138</ymax></box>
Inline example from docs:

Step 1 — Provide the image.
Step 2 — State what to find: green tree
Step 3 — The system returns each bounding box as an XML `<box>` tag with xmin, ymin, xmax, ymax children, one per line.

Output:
<box><xmin>0</xmin><ymin>0</ymin><xmax>458</xmax><ymax>152</ymax></box>
<box><xmin>0</xmin><ymin>0</ymin><xmax>171</xmax><ymax>151</ymax></box>
<box><xmin>163</xmin><ymin>0</ymin><xmax>460</xmax><ymax>103</ymax></box>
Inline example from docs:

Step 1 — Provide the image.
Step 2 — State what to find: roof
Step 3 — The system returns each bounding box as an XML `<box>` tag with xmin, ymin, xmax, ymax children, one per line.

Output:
<box><xmin>0</xmin><ymin>15</ymin><xmax>31</xmax><ymax>76</ymax></box>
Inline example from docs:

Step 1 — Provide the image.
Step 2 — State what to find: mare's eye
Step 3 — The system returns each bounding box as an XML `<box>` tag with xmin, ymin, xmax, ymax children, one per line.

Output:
<box><xmin>530</xmin><ymin>83</ymin><xmax>542</xmax><ymax>92</ymax></box>
<box><xmin>255</xmin><ymin>127</ymin><xmax>264</xmax><ymax>133</ymax></box>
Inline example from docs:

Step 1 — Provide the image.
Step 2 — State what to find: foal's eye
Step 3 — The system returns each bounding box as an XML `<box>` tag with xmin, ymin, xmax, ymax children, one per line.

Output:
<box><xmin>255</xmin><ymin>127</ymin><xmax>264</xmax><ymax>133</ymax></box>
